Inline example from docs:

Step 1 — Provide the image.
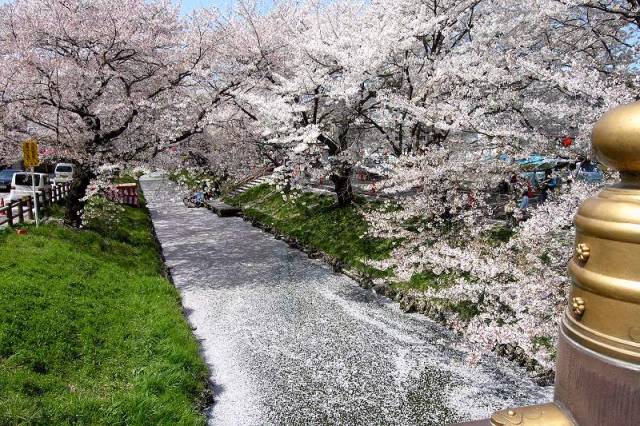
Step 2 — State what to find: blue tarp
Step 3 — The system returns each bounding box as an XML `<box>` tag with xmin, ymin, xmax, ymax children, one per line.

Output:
<box><xmin>516</xmin><ymin>154</ymin><xmax>547</xmax><ymax>167</ymax></box>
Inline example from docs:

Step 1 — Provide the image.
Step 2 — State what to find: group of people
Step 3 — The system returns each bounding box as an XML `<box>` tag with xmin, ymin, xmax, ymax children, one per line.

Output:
<box><xmin>502</xmin><ymin>169</ymin><xmax>562</xmax><ymax>225</ymax></box>
<box><xmin>520</xmin><ymin>169</ymin><xmax>561</xmax><ymax>209</ymax></box>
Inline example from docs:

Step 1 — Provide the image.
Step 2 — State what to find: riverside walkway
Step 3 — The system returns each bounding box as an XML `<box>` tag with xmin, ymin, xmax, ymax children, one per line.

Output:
<box><xmin>140</xmin><ymin>174</ymin><xmax>550</xmax><ymax>426</ymax></box>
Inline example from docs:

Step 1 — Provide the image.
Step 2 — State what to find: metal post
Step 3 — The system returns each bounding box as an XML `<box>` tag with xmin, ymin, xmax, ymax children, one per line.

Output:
<box><xmin>554</xmin><ymin>101</ymin><xmax>640</xmax><ymax>425</ymax></box>
<box><xmin>31</xmin><ymin>167</ymin><xmax>39</xmax><ymax>227</ymax></box>
<box><xmin>458</xmin><ymin>102</ymin><xmax>640</xmax><ymax>426</ymax></box>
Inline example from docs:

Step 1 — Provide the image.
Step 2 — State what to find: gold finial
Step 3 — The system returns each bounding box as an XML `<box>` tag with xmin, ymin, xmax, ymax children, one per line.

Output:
<box><xmin>565</xmin><ymin>100</ymin><xmax>640</xmax><ymax>364</ymax></box>
<box><xmin>490</xmin><ymin>403</ymin><xmax>574</xmax><ymax>425</ymax></box>
<box><xmin>592</xmin><ymin>102</ymin><xmax>640</xmax><ymax>176</ymax></box>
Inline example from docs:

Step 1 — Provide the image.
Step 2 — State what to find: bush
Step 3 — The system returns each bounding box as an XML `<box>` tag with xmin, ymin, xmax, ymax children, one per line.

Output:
<box><xmin>82</xmin><ymin>195</ymin><xmax>125</xmax><ymax>235</ymax></box>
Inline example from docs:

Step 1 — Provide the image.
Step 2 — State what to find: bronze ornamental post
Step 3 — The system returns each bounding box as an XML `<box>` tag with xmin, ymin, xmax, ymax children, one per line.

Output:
<box><xmin>457</xmin><ymin>101</ymin><xmax>640</xmax><ymax>426</ymax></box>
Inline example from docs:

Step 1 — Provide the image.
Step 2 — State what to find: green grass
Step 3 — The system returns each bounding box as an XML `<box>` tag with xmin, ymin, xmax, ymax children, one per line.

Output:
<box><xmin>448</xmin><ymin>300</ymin><xmax>481</xmax><ymax>322</ymax></box>
<box><xmin>226</xmin><ymin>185</ymin><xmax>393</xmax><ymax>276</ymax></box>
<box><xmin>114</xmin><ymin>174</ymin><xmax>138</xmax><ymax>184</ymax></box>
<box><xmin>392</xmin><ymin>271</ymin><xmax>440</xmax><ymax>292</ymax></box>
<box><xmin>533</xmin><ymin>335</ymin><xmax>557</xmax><ymax>360</ymax></box>
<box><xmin>0</xmin><ymin>197</ymin><xmax>209</xmax><ymax>424</ymax></box>
<box><xmin>45</xmin><ymin>200</ymin><xmax>67</xmax><ymax>221</ymax></box>
<box><xmin>484</xmin><ymin>225</ymin><xmax>515</xmax><ymax>246</ymax></box>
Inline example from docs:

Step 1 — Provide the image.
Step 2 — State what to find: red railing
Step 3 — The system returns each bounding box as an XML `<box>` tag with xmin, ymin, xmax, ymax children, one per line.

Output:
<box><xmin>105</xmin><ymin>183</ymin><xmax>139</xmax><ymax>207</ymax></box>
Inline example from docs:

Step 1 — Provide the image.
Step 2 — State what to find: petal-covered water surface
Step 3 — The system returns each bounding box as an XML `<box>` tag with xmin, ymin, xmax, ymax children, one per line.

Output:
<box><xmin>140</xmin><ymin>174</ymin><xmax>551</xmax><ymax>426</ymax></box>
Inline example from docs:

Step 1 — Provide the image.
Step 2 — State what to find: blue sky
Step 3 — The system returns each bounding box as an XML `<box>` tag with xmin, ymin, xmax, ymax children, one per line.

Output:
<box><xmin>178</xmin><ymin>0</ymin><xmax>274</xmax><ymax>14</ymax></box>
<box><xmin>179</xmin><ymin>0</ymin><xmax>232</xmax><ymax>14</ymax></box>
<box><xmin>0</xmin><ymin>0</ymin><xmax>272</xmax><ymax>15</ymax></box>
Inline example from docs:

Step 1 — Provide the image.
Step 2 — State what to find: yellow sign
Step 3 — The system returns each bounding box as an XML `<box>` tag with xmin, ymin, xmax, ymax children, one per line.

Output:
<box><xmin>22</xmin><ymin>139</ymin><xmax>39</xmax><ymax>168</ymax></box>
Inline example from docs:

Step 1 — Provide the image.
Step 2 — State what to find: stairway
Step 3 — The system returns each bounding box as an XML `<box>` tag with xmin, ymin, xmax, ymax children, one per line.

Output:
<box><xmin>227</xmin><ymin>175</ymin><xmax>271</xmax><ymax>198</ymax></box>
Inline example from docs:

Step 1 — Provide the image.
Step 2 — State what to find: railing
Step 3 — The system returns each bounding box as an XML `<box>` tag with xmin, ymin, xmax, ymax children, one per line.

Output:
<box><xmin>0</xmin><ymin>182</ymin><xmax>71</xmax><ymax>227</ymax></box>
<box><xmin>105</xmin><ymin>183</ymin><xmax>139</xmax><ymax>207</ymax></box>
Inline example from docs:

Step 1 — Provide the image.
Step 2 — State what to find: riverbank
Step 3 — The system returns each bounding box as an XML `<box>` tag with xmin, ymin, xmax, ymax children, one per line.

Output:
<box><xmin>144</xmin><ymin>175</ymin><xmax>551</xmax><ymax>424</ymax></box>
<box><xmin>0</xmin><ymin>191</ymin><xmax>210</xmax><ymax>423</ymax></box>
<box><xmin>225</xmin><ymin>184</ymin><xmax>393</xmax><ymax>277</ymax></box>
<box><xmin>224</xmin><ymin>184</ymin><xmax>554</xmax><ymax>385</ymax></box>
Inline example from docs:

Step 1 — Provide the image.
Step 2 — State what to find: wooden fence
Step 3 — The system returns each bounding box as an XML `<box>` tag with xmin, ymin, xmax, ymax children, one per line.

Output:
<box><xmin>0</xmin><ymin>182</ymin><xmax>71</xmax><ymax>227</ymax></box>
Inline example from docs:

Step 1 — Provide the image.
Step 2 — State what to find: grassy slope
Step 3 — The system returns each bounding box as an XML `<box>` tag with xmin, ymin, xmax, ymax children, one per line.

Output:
<box><xmin>0</xmin><ymin>199</ymin><xmax>209</xmax><ymax>424</ymax></box>
<box><xmin>226</xmin><ymin>185</ymin><xmax>392</xmax><ymax>277</ymax></box>
<box><xmin>226</xmin><ymin>185</ymin><xmax>482</xmax><ymax>321</ymax></box>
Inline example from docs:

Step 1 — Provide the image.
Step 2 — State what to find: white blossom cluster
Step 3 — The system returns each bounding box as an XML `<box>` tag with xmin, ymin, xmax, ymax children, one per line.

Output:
<box><xmin>82</xmin><ymin>164</ymin><xmax>124</xmax><ymax>201</ymax></box>
<box><xmin>367</xmin><ymin>164</ymin><xmax>607</xmax><ymax>367</ymax></box>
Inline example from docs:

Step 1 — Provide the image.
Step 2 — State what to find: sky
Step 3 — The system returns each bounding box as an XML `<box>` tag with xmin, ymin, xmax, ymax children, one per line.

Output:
<box><xmin>178</xmin><ymin>0</ymin><xmax>274</xmax><ymax>14</ymax></box>
<box><xmin>0</xmin><ymin>0</ymin><xmax>274</xmax><ymax>15</ymax></box>
<box><xmin>179</xmin><ymin>0</ymin><xmax>232</xmax><ymax>14</ymax></box>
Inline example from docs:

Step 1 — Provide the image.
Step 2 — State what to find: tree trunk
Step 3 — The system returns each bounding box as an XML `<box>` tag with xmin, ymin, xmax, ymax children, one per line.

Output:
<box><xmin>331</xmin><ymin>169</ymin><xmax>354</xmax><ymax>206</ymax></box>
<box><xmin>64</xmin><ymin>165</ymin><xmax>92</xmax><ymax>227</ymax></box>
<box><xmin>319</xmin><ymin>132</ymin><xmax>354</xmax><ymax>206</ymax></box>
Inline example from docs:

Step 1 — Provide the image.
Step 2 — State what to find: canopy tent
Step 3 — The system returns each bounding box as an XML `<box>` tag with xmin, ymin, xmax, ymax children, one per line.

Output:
<box><xmin>516</xmin><ymin>155</ymin><xmax>572</xmax><ymax>171</ymax></box>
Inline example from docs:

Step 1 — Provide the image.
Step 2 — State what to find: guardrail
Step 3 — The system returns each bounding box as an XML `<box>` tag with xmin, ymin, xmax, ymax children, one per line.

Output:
<box><xmin>0</xmin><ymin>182</ymin><xmax>71</xmax><ymax>227</ymax></box>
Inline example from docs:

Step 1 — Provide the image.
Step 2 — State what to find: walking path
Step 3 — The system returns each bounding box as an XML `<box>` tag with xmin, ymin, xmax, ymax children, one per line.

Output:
<box><xmin>140</xmin><ymin>174</ymin><xmax>551</xmax><ymax>426</ymax></box>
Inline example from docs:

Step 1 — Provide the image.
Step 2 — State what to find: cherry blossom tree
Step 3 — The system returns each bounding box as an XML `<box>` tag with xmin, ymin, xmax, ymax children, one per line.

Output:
<box><xmin>229</xmin><ymin>0</ymin><xmax>636</xmax><ymax>205</ymax></box>
<box><xmin>362</xmin><ymin>0</ymin><xmax>638</xmax><ymax>367</ymax></box>
<box><xmin>227</xmin><ymin>1</ymin><xmax>391</xmax><ymax>204</ymax></box>
<box><xmin>0</xmin><ymin>0</ymin><xmax>273</xmax><ymax>223</ymax></box>
<box><xmin>0</xmin><ymin>0</ymin><xmax>230</xmax><ymax>163</ymax></box>
<box><xmin>580</xmin><ymin>0</ymin><xmax>640</xmax><ymax>29</ymax></box>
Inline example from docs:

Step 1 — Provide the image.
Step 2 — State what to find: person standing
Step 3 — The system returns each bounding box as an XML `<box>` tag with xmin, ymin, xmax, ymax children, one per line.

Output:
<box><xmin>520</xmin><ymin>190</ymin><xmax>529</xmax><ymax>210</ymax></box>
<box><xmin>537</xmin><ymin>170</ymin><xmax>551</xmax><ymax>204</ymax></box>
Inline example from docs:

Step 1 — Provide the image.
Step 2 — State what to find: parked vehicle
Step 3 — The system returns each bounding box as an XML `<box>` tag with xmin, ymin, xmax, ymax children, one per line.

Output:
<box><xmin>53</xmin><ymin>163</ymin><xmax>75</xmax><ymax>184</ymax></box>
<box><xmin>9</xmin><ymin>172</ymin><xmax>51</xmax><ymax>201</ymax></box>
<box><xmin>0</xmin><ymin>169</ymin><xmax>20</xmax><ymax>192</ymax></box>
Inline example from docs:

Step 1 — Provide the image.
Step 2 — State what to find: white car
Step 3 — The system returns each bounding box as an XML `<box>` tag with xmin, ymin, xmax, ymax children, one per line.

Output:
<box><xmin>53</xmin><ymin>163</ymin><xmax>75</xmax><ymax>184</ymax></box>
<box><xmin>9</xmin><ymin>172</ymin><xmax>52</xmax><ymax>201</ymax></box>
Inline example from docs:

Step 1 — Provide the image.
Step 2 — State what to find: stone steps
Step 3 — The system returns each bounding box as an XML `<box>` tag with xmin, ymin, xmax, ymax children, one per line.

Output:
<box><xmin>228</xmin><ymin>176</ymin><xmax>271</xmax><ymax>197</ymax></box>
<box><xmin>204</xmin><ymin>199</ymin><xmax>242</xmax><ymax>217</ymax></box>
